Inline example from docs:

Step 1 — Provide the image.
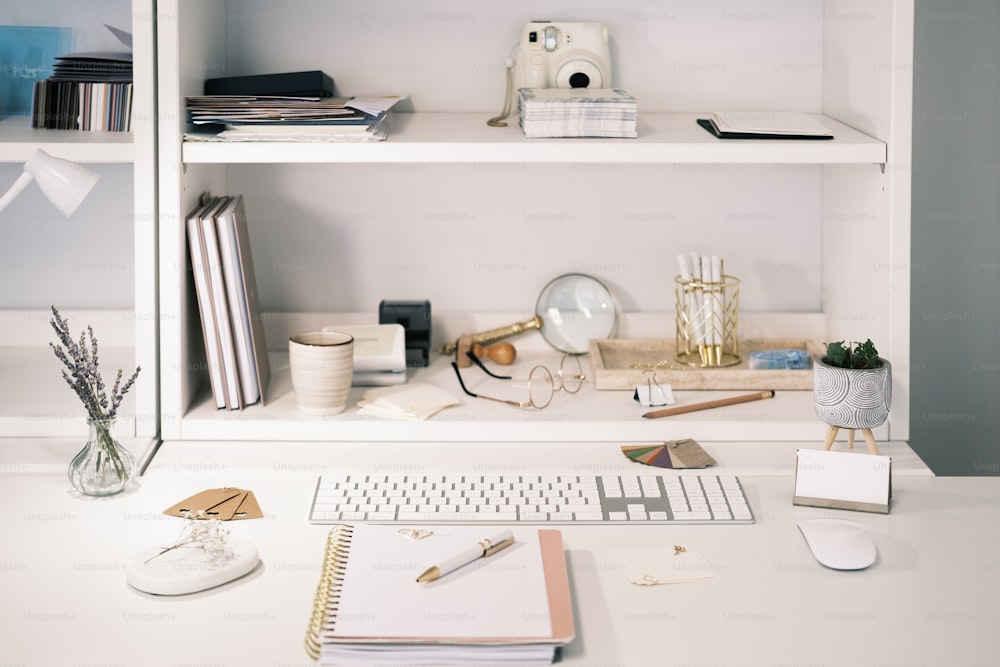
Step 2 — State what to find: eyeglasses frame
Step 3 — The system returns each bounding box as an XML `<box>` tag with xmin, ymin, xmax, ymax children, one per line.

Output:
<box><xmin>451</xmin><ymin>349</ymin><xmax>585</xmax><ymax>410</ymax></box>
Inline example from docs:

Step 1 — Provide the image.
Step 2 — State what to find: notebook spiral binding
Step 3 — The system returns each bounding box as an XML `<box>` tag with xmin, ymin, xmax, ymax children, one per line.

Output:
<box><xmin>305</xmin><ymin>524</ymin><xmax>355</xmax><ymax>661</ymax></box>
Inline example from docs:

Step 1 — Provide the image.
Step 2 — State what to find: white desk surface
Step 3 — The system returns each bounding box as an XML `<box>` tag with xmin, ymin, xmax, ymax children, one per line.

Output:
<box><xmin>3</xmin><ymin>439</ymin><xmax>998</xmax><ymax>666</ymax></box>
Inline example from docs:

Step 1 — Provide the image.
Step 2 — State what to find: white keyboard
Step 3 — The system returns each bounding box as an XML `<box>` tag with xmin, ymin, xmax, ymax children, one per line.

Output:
<box><xmin>309</xmin><ymin>473</ymin><xmax>754</xmax><ymax>525</ymax></box>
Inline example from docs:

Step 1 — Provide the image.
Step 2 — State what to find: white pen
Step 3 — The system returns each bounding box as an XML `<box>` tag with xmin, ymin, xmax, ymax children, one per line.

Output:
<box><xmin>415</xmin><ymin>529</ymin><xmax>515</xmax><ymax>583</ymax></box>
<box><xmin>710</xmin><ymin>254</ymin><xmax>723</xmax><ymax>364</ymax></box>
<box><xmin>689</xmin><ymin>252</ymin><xmax>705</xmax><ymax>350</ymax></box>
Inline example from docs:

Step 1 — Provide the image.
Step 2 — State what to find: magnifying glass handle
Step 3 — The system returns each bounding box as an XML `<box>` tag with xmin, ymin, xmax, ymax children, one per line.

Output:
<box><xmin>473</xmin><ymin>342</ymin><xmax>517</xmax><ymax>365</ymax></box>
<box><xmin>440</xmin><ymin>316</ymin><xmax>543</xmax><ymax>355</ymax></box>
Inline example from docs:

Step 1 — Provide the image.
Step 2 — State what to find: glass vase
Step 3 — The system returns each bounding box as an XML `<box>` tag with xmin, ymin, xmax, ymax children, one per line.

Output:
<box><xmin>68</xmin><ymin>417</ymin><xmax>136</xmax><ymax>496</ymax></box>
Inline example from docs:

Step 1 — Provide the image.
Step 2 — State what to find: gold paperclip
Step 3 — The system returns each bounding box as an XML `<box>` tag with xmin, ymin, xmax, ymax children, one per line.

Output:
<box><xmin>632</xmin><ymin>574</ymin><xmax>665</xmax><ymax>587</ymax></box>
<box><xmin>398</xmin><ymin>528</ymin><xmax>434</xmax><ymax>540</ymax></box>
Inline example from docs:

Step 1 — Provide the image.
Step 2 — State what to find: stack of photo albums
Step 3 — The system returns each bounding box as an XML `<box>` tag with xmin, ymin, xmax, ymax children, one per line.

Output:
<box><xmin>518</xmin><ymin>88</ymin><xmax>637</xmax><ymax>138</ymax></box>
<box><xmin>187</xmin><ymin>195</ymin><xmax>270</xmax><ymax>410</ymax></box>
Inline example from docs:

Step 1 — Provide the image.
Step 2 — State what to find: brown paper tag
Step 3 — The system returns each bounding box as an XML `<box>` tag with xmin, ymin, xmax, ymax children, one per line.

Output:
<box><xmin>163</xmin><ymin>488</ymin><xmax>263</xmax><ymax>520</ymax></box>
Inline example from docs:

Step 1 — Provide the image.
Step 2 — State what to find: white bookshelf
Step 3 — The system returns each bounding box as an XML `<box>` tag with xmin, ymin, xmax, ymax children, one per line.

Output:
<box><xmin>158</xmin><ymin>0</ymin><xmax>912</xmax><ymax>448</ymax></box>
<box><xmin>183</xmin><ymin>112</ymin><xmax>887</xmax><ymax>165</ymax></box>
<box><xmin>0</xmin><ymin>117</ymin><xmax>135</xmax><ymax>163</ymax></box>
<box><xmin>0</xmin><ymin>0</ymin><xmax>158</xmax><ymax>459</ymax></box>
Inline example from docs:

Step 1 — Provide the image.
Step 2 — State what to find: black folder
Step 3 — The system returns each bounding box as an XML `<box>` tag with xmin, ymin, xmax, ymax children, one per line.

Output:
<box><xmin>204</xmin><ymin>70</ymin><xmax>334</xmax><ymax>97</ymax></box>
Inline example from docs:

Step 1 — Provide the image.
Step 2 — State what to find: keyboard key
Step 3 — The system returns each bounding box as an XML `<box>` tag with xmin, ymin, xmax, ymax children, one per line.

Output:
<box><xmin>627</xmin><ymin>504</ymin><xmax>648</xmax><ymax>520</ymax></box>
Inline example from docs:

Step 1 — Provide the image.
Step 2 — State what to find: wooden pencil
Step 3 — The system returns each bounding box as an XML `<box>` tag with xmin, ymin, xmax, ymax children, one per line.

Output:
<box><xmin>642</xmin><ymin>390</ymin><xmax>776</xmax><ymax>419</ymax></box>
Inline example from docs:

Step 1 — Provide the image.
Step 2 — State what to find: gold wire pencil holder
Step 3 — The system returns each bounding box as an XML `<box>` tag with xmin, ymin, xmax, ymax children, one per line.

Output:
<box><xmin>675</xmin><ymin>274</ymin><xmax>741</xmax><ymax>367</ymax></box>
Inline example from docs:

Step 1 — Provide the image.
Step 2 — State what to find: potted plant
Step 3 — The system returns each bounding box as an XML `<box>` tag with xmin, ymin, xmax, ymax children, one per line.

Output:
<box><xmin>813</xmin><ymin>339</ymin><xmax>891</xmax><ymax>455</ymax></box>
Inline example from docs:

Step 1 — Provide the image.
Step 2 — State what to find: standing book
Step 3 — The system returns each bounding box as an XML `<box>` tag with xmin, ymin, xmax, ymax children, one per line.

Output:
<box><xmin>198</xmin><ymin>196</ymin><xmax>242</xmax><ymax>410</ymax></box>
<box><xmin>305</xmin><ymin>524</ymin><xmax>575</xmax><ymax>665</ymax></box>
<box><xmin>214</xmin><ymin>195</ymin><xmax>270</xmax><ymax>405</ymax></box>
<box><xmin>186</xmin><ymin>197</ymin><xmax>227</xmax><ymax>409</ymax></box>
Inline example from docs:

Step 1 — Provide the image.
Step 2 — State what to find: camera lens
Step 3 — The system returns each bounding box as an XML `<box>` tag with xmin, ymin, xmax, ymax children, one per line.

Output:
<box><xmin>529</xmin><ymin>31</ymin><xmax>538</xmax><ymax>43</ymax></box>
<box><xmin>568</xmin><ymin>72</ymin><xmax>591</xmax><ymax>88</ymax></box>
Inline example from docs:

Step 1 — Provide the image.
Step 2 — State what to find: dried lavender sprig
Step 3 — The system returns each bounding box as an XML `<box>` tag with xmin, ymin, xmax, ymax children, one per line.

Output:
<box><xmin>49</xmin><ymin>306</ymin><xmax>141</xmax><ymax>422</ymax></box>
<box><xmin>107</xmin><ymin>366</ymin><xmax>141</xmax><ymax>420</ymax></box>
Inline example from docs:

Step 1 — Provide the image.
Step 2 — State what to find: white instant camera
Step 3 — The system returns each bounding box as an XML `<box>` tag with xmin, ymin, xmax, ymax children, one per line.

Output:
<box><xmin>513</xmin><ymin>20</ymin><xmax>611</xmax><ymax>90</ymax></box>
<box><xmin>487</xmin><ymin>20</ymin><xmax>612</xmax><ymax>127</ymax></box>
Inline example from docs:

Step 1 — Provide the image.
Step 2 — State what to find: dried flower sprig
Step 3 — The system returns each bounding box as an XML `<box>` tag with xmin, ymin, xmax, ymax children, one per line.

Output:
<box><xmin>145</xmin><ymin>510</ymin><xmax>235</xmax><ymax>564</ymax></box>
<box><xmin>49</xmin><ymin>306</ymin><xmax>141</xmax><ymax>422</ymax></box>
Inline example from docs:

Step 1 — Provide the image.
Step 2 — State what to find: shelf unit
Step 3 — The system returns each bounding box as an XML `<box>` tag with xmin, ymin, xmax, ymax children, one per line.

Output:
<box><xmin>0</xmin><ymin>0</ymin><xmax>158</xmax><ymax>465</ymax></box>
<box><xmin>158</xmin><ymin>0</ymin><xmax>912</xmax><ymax>447</ymax></box>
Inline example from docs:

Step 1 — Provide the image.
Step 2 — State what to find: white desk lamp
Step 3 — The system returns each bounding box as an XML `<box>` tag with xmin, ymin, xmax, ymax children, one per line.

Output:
<box><xmin>0</xmin><ymin>148</ymin><xmax>99</xmax><ymax>217</ymax></box>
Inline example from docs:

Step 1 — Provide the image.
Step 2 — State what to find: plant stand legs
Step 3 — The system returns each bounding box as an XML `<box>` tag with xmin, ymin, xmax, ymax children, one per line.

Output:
<box><xmin>859</xmin><ymin>428</ymin><xmax>880</xmax><ymax>455</ymax></box>
<box><xmin>822</xmin><ymin>425</ymin><xmax>840</xmax><ymax>450</ymax></box>
<box><xmin>822</xmin><ymin>426</ymin><xmax>880</xmax><ymax>456</ymax></box>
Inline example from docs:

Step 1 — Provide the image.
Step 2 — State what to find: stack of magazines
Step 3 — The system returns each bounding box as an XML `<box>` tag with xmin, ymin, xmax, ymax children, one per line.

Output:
<box><xmin>32</xmin><ymin>51</ymin><xmax>133</xmax><ymax>131</ymax></box>
<box><xmin>185</xmin><ymin>95</ymin><xmax>402</xmax><ymax>142</ymax></box>
<box><xmin>518</xmin><ymin>88</ymin><xmax>637</xmax><ymax>138</ymax></box>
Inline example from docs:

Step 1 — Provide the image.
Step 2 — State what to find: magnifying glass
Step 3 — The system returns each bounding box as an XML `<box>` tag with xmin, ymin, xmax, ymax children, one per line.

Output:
<box><xmin>443</xmin><ymin>273</ymin><xmax>619</xmax><ymax>356</ymax></box>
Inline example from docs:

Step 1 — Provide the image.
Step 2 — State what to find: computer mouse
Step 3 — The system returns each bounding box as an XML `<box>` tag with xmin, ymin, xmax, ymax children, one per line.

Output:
<box><xmin>797</xmin><ymin>518</ymin><xmax>877</xmax><ymax>570</ymax></box>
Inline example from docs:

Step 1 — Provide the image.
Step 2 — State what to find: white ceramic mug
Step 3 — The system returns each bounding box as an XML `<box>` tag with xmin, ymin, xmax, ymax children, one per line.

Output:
<box><xmin>288</xmin><ymin>331</ymin><xmax>354</xmax><ymax>416</ymax></box>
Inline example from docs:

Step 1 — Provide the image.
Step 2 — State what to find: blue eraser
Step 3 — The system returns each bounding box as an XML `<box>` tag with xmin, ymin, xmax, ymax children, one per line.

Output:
<box><xmin>748</xmin><ymin>349</ymin><xmax>813</xmax><ymax>370</ymax></box>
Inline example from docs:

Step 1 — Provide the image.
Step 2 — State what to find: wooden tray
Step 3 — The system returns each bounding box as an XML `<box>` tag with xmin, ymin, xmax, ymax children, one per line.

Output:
<box><xmin>588</xmin><ymin>338</ymin><xmax>823</xmax><ymax>391</ymax></box>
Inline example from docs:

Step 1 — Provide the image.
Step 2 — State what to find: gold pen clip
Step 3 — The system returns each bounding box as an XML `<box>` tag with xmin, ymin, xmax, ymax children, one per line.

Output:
<box><xmin>480</xmin><ymin>533</ymin><xmax>515</xmax><ymax>556</ymax></box>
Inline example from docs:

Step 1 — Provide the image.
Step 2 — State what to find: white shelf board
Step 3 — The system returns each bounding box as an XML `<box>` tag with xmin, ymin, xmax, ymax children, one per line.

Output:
<box><xmin>0</xmin><ymin>345</ymin><xmax>137</xmax><ymax>437</ymax></box>
<box><xmin>145</xmin><ymin>438</ymin><xmax>932</xmax><ymax>478</ymax></box>
<box><xmin>181</xmin><ymin>112</ymin><xmax>886</xmax><ymax>165</ymax></box>
<box><xmin>0</xmin><ymin>116</ymin><xmax>134</xmax><ymax>164</ymax></box>
<box><xmin>178</xmin><ymin>349</ymin><xmax>885</xmax><ymax>444</ymax></box>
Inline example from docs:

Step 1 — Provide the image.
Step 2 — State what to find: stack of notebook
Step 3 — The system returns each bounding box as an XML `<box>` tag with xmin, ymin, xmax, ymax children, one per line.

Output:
<box><xmin>518</xmin><ymin>88</ymin><xmax>637</xmax><ymax>138</ymax></box>
<box><xmin>305</xmin><ymin>524</ymin><xmax>575</xmax><ymax>665</ymax></box>
<box><xmin>186</xmin><ymin>194</ymin><xmax>270</xmax><ymax>410</ymax></box>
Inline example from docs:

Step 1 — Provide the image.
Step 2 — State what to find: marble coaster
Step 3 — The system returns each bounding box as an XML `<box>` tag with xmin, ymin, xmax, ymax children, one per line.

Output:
<box><xmin>125</xmin><ymin>538</ymin><xmax>259</xmax><ymax>595</ymax></box>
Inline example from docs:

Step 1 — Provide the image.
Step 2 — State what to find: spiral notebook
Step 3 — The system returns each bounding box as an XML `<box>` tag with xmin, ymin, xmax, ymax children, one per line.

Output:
<box><xmin>305</xmin><ymin>524</ymin><xmax>574</xmax><ymax>665</ymax></box>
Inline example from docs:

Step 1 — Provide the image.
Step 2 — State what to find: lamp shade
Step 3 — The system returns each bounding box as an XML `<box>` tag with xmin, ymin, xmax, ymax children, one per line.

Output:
<box><xmin>21</xmin><ymin>149</ymin><xmax>100</xmax><ymax>217</ymax></box>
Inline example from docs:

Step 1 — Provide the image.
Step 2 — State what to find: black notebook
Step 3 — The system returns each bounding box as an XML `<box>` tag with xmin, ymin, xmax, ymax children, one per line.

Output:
<box><xmin>204</xmin><ymin>70</ymin><xmax>334</xmax><ymax>97</ymax></box>
<box><xmin>698</xmin><ymin>111</ymin><xmax>834</xmax><ymax>140</ymax></box>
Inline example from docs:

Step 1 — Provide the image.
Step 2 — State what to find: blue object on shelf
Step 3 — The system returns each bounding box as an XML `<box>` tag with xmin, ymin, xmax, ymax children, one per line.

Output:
<box><xmin>0</xmin><ymin>26</ymin><xmax>72</xmax><ymax>116</ymax></box>
<box><xmin>748</xmin><ymin>348</ymin><xmax>813</xmax><ymax>370</ymax></box>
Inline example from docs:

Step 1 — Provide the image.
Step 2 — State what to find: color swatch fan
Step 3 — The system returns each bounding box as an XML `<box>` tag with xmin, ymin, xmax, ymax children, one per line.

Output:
<box><xmin>621</xmin><ymin>440</ymin><xmax>717</xmax><ymax>469</ymax></box>
<box><xmin>622</xmin><ymin>443</ymin><xmax>674</xmax><ymax>468</ymax></box>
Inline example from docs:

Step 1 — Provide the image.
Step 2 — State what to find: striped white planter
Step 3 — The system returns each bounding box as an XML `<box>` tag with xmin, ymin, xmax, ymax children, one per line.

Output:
<box><xmin>813</xmin><ymin>357</ymin><xmax>892</xmax><ymax>430</ymax></box>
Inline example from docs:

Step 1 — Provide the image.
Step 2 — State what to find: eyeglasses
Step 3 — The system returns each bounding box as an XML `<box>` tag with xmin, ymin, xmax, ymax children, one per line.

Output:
<box><xmin>451</xmin><ymin>350</ymin><xmax>586</xmax><ymax>409</ymax></box>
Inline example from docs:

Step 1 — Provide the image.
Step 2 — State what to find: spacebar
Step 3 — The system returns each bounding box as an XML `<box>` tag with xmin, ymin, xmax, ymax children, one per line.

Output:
<box><xmin>401</xmin><ymin>512</ymin><xmax>518</xmax><ymax>522</ymax></box>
